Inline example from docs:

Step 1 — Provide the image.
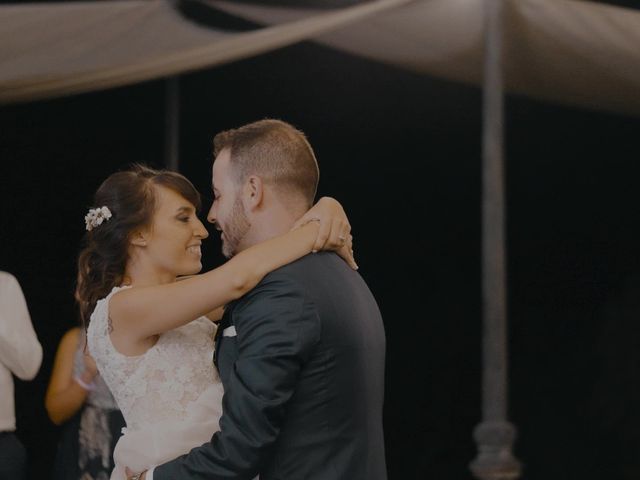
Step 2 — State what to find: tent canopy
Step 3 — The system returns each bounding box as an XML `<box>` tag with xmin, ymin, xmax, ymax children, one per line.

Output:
<box><xmin>1</xmin><ymin>0</ymin><xmax>639</xmax><ymax>115</ymax></box>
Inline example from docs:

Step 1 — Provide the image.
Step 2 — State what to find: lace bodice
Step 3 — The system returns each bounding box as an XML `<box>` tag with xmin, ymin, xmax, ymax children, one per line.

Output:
<box><xmin>87</xmin><ymin>286</ymin><xmax>218</xmax><ymax>431</ymax></box>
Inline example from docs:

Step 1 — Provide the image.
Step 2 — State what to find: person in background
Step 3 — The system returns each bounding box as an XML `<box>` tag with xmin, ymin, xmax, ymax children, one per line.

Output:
<box><xmin>0</xmin><ymin>271</ymin><xmax>43</xmax><ymax>480</ymax></box>
<box><xmin>46</xmin><ymin>324</ymin><xmax>125</xmax><ymax>479</ymax></box>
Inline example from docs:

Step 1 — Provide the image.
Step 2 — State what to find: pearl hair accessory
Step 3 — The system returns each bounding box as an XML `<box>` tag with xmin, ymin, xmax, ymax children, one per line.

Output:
<box><xmin>84</xmin><ymin>206</ymin><xmax>112</xmax><ymax>231</ymax></box>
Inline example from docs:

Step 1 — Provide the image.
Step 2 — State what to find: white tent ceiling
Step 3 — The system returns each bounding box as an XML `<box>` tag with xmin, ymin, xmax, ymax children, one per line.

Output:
<box><xmin>1</xmin><ymin>0</ymin><xmax>639</xmax><ymax>115</ymax></box>
<box><xmin>0</xmin><ymin>0</ymin><xmax>411</xmax><ymax>103</ymax></box>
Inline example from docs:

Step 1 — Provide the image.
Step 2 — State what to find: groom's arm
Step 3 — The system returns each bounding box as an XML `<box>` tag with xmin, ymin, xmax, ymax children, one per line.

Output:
<box><xmin>153</xmin><ymin>271</ymin><xmax>319</xmax><ymax>480</ymax></box>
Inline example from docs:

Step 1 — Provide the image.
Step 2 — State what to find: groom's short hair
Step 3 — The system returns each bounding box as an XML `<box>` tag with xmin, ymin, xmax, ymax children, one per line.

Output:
<box><xmin>213</xmin><ymin>119</ymin><xmax>319</xmax><ymax>208</ymax></box>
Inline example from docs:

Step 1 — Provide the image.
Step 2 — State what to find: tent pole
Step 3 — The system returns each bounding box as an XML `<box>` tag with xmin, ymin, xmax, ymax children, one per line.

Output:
<box><xmin>165</xmin><ymin>76</ymin><xmax>180</xmax><ymax>171</ymax></box>
<box><xmin>469</xmin><ymin>0</ymin><xmax>521</xmax><ymax>479</ymax></box>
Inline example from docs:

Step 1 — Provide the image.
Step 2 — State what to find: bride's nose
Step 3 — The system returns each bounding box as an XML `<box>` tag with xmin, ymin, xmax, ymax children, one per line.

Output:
<box><xmin>194</xmin><ymin>219</ymin><xmax>209</xmax><ymax>239</ymax></box>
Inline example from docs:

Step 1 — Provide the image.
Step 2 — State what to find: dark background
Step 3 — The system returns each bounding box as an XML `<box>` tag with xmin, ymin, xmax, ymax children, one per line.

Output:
<box><xmin>2</xmin><ymin>1</ymin><xmax>640</xmax><ymax>478</ymax></box>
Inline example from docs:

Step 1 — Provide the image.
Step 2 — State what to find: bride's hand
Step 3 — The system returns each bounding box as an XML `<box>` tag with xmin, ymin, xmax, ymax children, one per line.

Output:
<box><xmin>335</xmin><ymin>232</ymin><xmax>356</xmax><ymax>270</ymax></box>
<box><xmin>292</xmin><ymin>197</ymin><xmax>357</xmax><ymax>269</ymax></box>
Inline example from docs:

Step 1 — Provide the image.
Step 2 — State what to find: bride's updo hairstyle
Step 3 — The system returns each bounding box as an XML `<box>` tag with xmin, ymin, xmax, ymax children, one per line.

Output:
<box><xmin>76</xmin><ymin>164</ymin><xmax>201</xmax><ymax>324</ymax></box>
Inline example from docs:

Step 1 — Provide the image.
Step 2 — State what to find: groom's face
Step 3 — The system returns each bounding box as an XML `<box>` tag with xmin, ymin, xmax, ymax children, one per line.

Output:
<box><xmin>208</xmin><ymin>148</ymin><xmax>251</xmax><ymax>258</ymax></box>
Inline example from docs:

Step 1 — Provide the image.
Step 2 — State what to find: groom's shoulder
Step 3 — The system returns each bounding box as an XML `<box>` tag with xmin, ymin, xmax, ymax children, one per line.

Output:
<box><xmin>230</xmin><ymin>262</ymin><xmax>309</xmax><ymax>318</ymax></box>
<box><xmin>256</xmin><ymin>255</ymin><xmax>316</xmax><ymax>290</ymax></box>
<box><xmin>265</xmin><ymin>252</ymin><xmax>356</xmax><ymax>288</ymax></box>
<box><xmin>269</xmin><ymin>251</ymin><xmax>343</xmax><ymax>276</ymax></box>
<box><xmin>234</xmin><ymin>253</ymin><xmax>346</xmax><ymax>306</ymax></box>
<box><xmin>258</xmin><ymin>253</ymin><xmax>313</xmax><ymax>279</ymax></box>
<box><xmin>237</xmin><ymin>253</ymin><xmax>333</xmax><ymax>300</ymax></box>
<box><xmin>237</xmin><ymin>258</ymin><xmax>310</xmax><ymax>303</ymax></box>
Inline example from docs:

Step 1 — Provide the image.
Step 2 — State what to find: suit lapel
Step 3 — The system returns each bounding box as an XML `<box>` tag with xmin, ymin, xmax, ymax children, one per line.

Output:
<box><xmin>214</xmin><ymin>307</ymin><xmax>231</xmax><ymax>368</ymax></box>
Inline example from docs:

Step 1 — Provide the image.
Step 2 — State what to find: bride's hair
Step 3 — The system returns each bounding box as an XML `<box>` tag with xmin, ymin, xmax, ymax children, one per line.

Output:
<box><xmin>75</xmin><ymin>164</ymin><xmax>201</xmax><ymax>324</ymax></box>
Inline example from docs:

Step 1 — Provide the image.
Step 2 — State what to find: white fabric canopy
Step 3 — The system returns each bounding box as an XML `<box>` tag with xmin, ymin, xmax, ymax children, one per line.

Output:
<box><xmin>1</xmin><ymin>0</ymin><xmax>639</xmax><ymax>115</ymax></box>
<box><xmin>213</xmin><ymin>0</ymin><xmax>640</xmax><ymax>115</ymax></box>
<box><xmin>0</xmin><ymin>0</ymin><xmax>411</xmax><ymax>103</ymax></box>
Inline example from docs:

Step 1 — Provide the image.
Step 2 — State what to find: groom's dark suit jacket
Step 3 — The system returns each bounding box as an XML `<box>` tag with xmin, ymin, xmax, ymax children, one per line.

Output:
<box><xmin>154</xmin><ymin>252</ymin><xmax>387</xmax><ymax>479</ymax></box>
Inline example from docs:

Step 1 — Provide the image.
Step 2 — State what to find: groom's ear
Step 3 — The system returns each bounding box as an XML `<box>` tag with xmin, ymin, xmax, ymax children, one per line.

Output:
<box><xmin>244</xmin><ymin>175</ymin><xmax>264</xmax><ymax>210</ymax></box>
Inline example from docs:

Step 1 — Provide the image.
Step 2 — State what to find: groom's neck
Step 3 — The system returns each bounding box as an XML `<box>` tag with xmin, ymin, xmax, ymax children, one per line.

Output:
<box><xmin>245</xmin><ymin>213</ymin><xmax>295</xmax><ymax>247</ymax></box>
<box><xmin>242</xmin><ymin>202</ymin><xmax>305</xmax><ymax>249</ymax></box>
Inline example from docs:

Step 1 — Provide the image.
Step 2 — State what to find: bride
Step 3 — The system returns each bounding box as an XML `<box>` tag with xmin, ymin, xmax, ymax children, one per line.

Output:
<box><xmin>82</xmin><ymin>164</ymin><xmax>354</xmax><ymax>479</ymax></box>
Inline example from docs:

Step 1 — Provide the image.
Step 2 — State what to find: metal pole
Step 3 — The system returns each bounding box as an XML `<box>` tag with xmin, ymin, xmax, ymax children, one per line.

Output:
<box><xmin>469</xmin><ymin>0</ymin><xmax>521</xmax><ymax>478</ymax></box>
<box><xmin>165</xmin><ymin>76</ymin><xmax>180</xmax><ymax>171</ymax></box>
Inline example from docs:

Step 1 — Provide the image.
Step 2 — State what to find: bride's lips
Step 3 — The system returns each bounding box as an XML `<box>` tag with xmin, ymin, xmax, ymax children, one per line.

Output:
<box><xmin>187</xmin><ymin>245</ymin><xmax>202</xmax><ymax>257</ymax></box>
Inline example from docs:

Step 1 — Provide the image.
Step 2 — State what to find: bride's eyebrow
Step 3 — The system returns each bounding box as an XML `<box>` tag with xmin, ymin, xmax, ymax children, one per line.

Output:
<box><xmin>175</xmin><ymin>206</ymin><xmax>194</xmax><ymax>214</ymax></box>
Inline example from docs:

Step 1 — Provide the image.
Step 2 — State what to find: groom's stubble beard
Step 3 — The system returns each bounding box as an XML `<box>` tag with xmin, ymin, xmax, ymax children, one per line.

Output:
<box><xmin>221</xmin><ymin>193</ymin><xmax>251</xmax><ymax>259</ymax></box>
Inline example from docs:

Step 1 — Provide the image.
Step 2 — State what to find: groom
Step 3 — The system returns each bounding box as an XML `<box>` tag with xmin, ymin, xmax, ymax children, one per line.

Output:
<box><xmin>134</xmin><ymin>119</ymin><xmax>387</xmax><ymax>479</ymax></box>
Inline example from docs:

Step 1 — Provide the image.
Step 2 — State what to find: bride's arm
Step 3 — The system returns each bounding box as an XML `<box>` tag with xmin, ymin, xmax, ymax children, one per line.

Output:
<box><xmin>293</xmin><ymin>196</ymin><xmax>352</xmax><ymax>254</ymax></box>
<box><xmin>110</xmin><ymin>222</ymin><xmax>321</xmax><ymax>341</ymax></box>
<box><xmin>175</xmin><ymin>275</ymin><xmax>224</xmax><ymax>322</ymax></box>
<box><xmin>110</xmin><ymin>194</ymin><xmax>358</xmax><ymax>343</ymax></box>
<box><xmin>205</xmin><ymin>306</ymin><xmax>225</xmax><ymax>323</ymax></box>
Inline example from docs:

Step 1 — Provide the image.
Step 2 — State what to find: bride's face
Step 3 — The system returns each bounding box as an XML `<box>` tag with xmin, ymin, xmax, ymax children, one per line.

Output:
<box><xmin>138</xmin><ymin>185</ymin><xmax>209</xmax><ymax>279</ymax></box>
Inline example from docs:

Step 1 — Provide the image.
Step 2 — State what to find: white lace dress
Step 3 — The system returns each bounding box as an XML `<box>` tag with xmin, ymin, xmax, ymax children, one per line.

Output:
<box><xmin>87</xmin><ymin>286</ymin><xmax>224</xmax><ymax>479</ymax></box>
